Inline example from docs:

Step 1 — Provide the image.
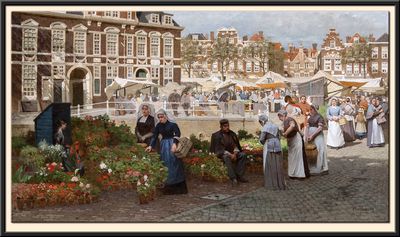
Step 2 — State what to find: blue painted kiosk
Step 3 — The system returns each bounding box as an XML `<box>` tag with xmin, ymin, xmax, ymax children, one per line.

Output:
<box><xmin>33</xmin><ymin>103</ymin><xmax>72</xmax><ymax>146</ymax></box>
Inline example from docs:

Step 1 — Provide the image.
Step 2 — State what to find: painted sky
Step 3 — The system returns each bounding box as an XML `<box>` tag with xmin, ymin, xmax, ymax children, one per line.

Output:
<box><xmin>170</xmin><ymin>11</ymin><xmax>389</xmax><ymax>49</ymax></box>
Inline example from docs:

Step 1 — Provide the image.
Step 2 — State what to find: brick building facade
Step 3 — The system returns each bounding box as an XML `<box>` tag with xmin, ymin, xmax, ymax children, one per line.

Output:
<box><xmin>319</xmin><ymin>28</ymin><xmax>345</xmax><ymax>76</ymax></box>
<box><xmin>11</xmin><ymin>11</ymin><xmax>183</xmax><ymax>112</ymax></box>
<box><xmin>369</xmin><ymin>33</ymin><xmax>389</xmax><ymax>79</ymax></box>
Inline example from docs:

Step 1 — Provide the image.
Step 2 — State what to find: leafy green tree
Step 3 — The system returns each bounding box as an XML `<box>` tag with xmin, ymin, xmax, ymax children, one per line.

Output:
<box><xmin>342</xmin><ymin>40</ymin><xmax>372</xmax><ymax>78</ymax></box>
<box><xmin>242</xmin><ymin>39</ymin><xmax>269</xmax><ymax>74</ymax></box>
<box><xmin>210</xmin><ymin>38</ymin><xmax>239</xmax><ymax>81</ymax></box>
<box><xmin>181</xmin><ymin>38</ymin><xmax>201</xmax><ymax>78</ymax></box>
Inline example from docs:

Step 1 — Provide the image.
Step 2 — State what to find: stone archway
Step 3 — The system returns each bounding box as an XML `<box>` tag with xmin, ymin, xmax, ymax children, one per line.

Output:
<box><xmin>67</xmin><ymin>66</ymin><xmax>93</xmax><ymax>108</ymax></box>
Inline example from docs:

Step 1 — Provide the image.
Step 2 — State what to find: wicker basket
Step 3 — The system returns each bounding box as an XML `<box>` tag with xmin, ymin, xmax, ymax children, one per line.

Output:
<box><xmin>305</xmin><ymin>142</ymin><xmax>318</xmax><ymax>165</ymax></box>
<box><xmin>339</xmin><ymin>117</ymin><xmax>347</xmax><ymax>126</ymax></box>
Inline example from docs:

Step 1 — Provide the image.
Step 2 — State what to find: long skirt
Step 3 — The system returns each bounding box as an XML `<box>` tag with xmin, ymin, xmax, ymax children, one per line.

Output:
<box><xmin>340</xmin><ymin>117</ymin><xmax>356</xmax><ymax>142</ymax></box>
<box><xmin>327</xmin><ymin>120</ymin><xmax>345</xmax><ymax>148</ymax></box>
<box><xmin>263</xmin><ymin>144</ymin><xmax>286</xmax><ymax>190</ymax></box>
<box><xmin>308</xmin><ymin>127</ymin><xmax>328</xmax><ymax>174</ymax></box>
<box><xmin>367</xmin><ymin>118</ymin><xmax>385</xmax><ymax>147</ymax></box>
<box><xmin>160</xmin><ymin>139</ymin><xmax>187</xmax><ymax>193</ymax></box>
<box><xmin>287</xmin><ymin>133</ymin><xmax>306</xmax><ymax>178</ymax></box>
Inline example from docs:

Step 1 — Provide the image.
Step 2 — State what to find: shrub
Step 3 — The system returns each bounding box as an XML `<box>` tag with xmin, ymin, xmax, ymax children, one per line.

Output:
<box><xmin>189</xmin><ymin>134</ymin><xmax>210</xmax><ymax>152</ymax></box>
<box><xmin>238</xmin><ymin>129</ymin><xmax>254</xmax><ymax>140</ymax></box>
<box><xmin>19</xmin><ymin>146</ymin><xmax>45</xmax><ymax>172</ymax></box>
<box><xmin>38</xmin><ymin>140</ymin><xmax>66</xmax><ymax>164</ymax></box>
<box><xmin>12</xmin><ymin>136</ymin><xmax>28</xmax><ymax>156</ymax></box>
<box><xmin>12</xmin><ymin>165</ymin><xmax>32</xmax><ymax>183</ymax></box>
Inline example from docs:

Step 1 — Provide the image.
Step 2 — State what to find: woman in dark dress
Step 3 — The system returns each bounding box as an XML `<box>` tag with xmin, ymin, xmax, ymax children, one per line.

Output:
<box><xmin>135</xmin><ymin>103</ymin><xmax>156</xmax><ymax>146</ymax></box>
<box><xmin>305</xmin><ymin>105</ymin><xmax>328</xmax><ymax>175</ymax></box>
<box><xmin>145</xmin><ymin>109</ymin><xmax>188</xmax><ymax>195</ymax></box>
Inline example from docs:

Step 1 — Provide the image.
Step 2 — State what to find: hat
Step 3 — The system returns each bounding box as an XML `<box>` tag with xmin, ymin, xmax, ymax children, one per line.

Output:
<box><xmin>277</xmin><ymin>110</ymin><xmax>288</xmax><ymax>116</ymax></box>
<box><xmin>258</xmin><ymin>114</ymin><xmax>269</xmax><ymax>123</ymax></box>
<box><xmin>219</xmin><ymin>119</ymin><xmax>229</xmax><ymax>125</ymax></box>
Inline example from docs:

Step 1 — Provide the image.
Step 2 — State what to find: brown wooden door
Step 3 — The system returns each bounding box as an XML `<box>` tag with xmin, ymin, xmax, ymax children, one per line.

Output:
<box><xmin>53</xmin><ymin>79</ymin><xmax>63</xmax><ymax>103</ymax></box>
<box><xmin>72</xmin><ymin>82</ymin><xmax>84</xmax><ymax>106</ymax></box>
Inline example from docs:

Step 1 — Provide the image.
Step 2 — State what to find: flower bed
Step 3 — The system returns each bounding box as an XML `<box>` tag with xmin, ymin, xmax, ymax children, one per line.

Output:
<box><xmin>182</xmin><ymin>151</ymin><xmax>229</xmax><ymax>183</ymax></box>
<box><xmin>12</xmin><ymin>115</ymin><xmax>168</xmax><ymax>207</ymax></box>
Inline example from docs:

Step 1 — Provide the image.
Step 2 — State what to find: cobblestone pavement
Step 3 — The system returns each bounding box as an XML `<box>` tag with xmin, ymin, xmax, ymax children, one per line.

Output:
<box><xmin>11</xmin><ymin>111</ymin><xmax>390</xmax><ymax>223</ymax></box>
<box><xmin>162</xmin><ymin>137</ymin><xmax>389</xmax><ymax>222</ymax></box>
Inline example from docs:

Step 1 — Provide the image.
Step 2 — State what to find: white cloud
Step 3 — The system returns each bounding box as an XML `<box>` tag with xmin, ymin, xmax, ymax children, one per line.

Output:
<box><xmin>171</xmin><ymin>11</ymin><xmax>388</xmax><ymax>49</ymax></box>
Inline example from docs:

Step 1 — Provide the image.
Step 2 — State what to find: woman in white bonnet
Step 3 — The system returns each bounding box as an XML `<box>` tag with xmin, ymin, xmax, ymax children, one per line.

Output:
<box><xmin>258</xmin><ymin>114</ymin><xmax>286</xmax><ymax>190</ymax></box>
<box><xmin>145</xmin><ymin>109</ymin><xmax>187</xmax><ymax>194</ymax></box>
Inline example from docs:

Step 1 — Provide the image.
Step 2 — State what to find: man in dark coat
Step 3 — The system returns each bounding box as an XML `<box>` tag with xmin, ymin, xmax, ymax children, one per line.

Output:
<box><xmin>210</xmin><ymin>119</ymin><xmax>248</xmax><ymax>186</ymax></box>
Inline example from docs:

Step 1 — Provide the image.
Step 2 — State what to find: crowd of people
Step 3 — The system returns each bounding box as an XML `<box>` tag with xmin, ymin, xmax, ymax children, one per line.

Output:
<box><xmin>113</xmin><ymin>89</ymin><xmax>297</xmax><ymax>118</ymax></box>
<box><xmin>130</xmin><ymin>90</ymin><xmax>388</xmax><ymax>195</ymax></box>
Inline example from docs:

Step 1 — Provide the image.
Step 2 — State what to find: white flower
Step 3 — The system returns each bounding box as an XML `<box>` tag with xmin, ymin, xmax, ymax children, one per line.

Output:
<box><xmin>108</xmin><ymin>169</ymin><xmax>112</xmax><ymax>174</ymax></box>
<box><xmin>199</xmin><ymin>150</ymin><xmax>203</xmax><ymax>153</ymax></box>
<box><xmin>79</xmin><ymin>182</ymin><xmax>84</xmax><ymax>188</ymax></box>
<box><xmin>137</xmin><ymin>180</ymin><xmax>141</xmax><ymax>186</ymax></box>
<box><xmin>201</xmin><ymin>164</ymin><xmax>206</xmax><ymax>169</ymax></box>
<box><xmin>143</xmin><ymin>175</ymin><xmax>148</xmax><ymax>181</ymax></box>
<box><xmin>71</xmin><ymin>176</ymin><xmax>79</xmax><ymax>182</ymax></box>
<box><xmin>74</xmin><ymin>169</ymin><xmax>80</xmax><ymax>175</ymax></box>
<box><xmin>86</xmin><ymin>184</ymin><xmax>91</xmax><ymax>189</ymax></box>
<box><xmin>99</xmin><ymin>162</ymin><xmax>107</xmax><ymax>169</ymax></box>
<box><xmin>145</xmin><ymin>182</ymin><xmax>149</xmax><ymax>187</ymax></box>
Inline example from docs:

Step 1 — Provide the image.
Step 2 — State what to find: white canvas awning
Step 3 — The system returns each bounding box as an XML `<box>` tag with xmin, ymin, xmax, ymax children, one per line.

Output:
<box><xmin>104</xmin><ymin>77</ymin><xmax>158</xmax><ymax>100</ymax></box>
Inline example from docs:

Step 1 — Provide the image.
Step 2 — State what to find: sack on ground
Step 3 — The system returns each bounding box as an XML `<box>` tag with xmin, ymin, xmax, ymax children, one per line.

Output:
<box><xmin>174</xmin><ymin>137</ymin><xmax>193</xmax><ymax>158</ymax></box>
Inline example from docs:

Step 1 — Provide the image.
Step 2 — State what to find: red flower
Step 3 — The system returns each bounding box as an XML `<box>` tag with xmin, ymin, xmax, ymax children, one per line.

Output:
<box><xmin>67</xmin><ymin>183</ymin><xmax>76</xmax><ymax>189</ymax></box>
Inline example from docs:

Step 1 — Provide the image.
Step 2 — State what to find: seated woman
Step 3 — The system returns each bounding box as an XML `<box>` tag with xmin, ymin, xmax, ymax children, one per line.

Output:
<box><xmin>135</xmin><ymin>103</ymin><xmax>156</xmax><ymax>146</ymax></box>
<box><xmin>258</xmin><ymin>114</ymin><xmax>286</xmax><ymax>190</ymax></box>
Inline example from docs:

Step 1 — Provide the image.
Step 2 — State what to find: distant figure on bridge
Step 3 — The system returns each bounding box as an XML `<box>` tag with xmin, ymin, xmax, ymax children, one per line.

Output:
<box><xmin>181</xmin><ymin>92</ymin><xmax>191</xmax><ymax>116</ymax></box>
<box><xmin>168</xmin><ymin>89</ymin><xmax>181</xmax><ymax>117</ymax></box>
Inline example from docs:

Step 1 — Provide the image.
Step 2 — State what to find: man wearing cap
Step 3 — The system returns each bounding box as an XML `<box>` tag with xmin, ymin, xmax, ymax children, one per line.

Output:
<box><xmin>210</xmin><ymin>119</ymin><xmax>248</xmax><ymax>186</ymax></box>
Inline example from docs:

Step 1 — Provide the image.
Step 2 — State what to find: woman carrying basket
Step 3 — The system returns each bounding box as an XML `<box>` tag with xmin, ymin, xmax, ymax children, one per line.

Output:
<box><xmin>305</xmin><ymin>105</ymin><xmax>328</xmax><ymax>176</ymax></box>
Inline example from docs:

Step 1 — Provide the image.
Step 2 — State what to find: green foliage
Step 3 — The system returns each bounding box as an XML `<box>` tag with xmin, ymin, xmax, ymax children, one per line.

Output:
<box><xmin>189</xmin><ymin>134</ymin><xmax>210</xmax><ymax>152</ymax></box>
<box><xmin>12</xmin><ymin>165</ymin><xmax>32</xmax><ymax>183</ymax></box>
<box><xmin>183</xmin><ymin>153</ymin><xmax>228</xmax><ymax>182</ymax></box>
<box><xmin>38</xmin><ymin>140</ymin><xmax>66</xmax><ymax>164</ymax></box>
<box><xmin>238</xmin><ymin>129</ymin><xmax>254</xmax><ymax>140</ymax></box>
<box><xmin>318</xmin><ymin>104</ymin><xmax>327</xmax><ymax>119</ymax></box>
<box><xmin>12</xmin><ymin>136</ymin><xmax>28</xmax><ymax>156</ymax></box>
<box><xmin>19</xmin><ymin>146</ymin><xmax>45</xmax><ymax>172</ymax></box>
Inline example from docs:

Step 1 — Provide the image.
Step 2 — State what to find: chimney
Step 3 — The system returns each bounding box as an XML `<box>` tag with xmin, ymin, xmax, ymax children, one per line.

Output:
<box><xmin>210</xmin><ymin>31</ymin><xmax>215</xmax><ymax>42</ymax></box>
<box><xmin>243</xmin><ymin>35</ymin><xmax>248</xmax><ymax>41</ymax></box>
<box><xmin>288</xmin><ymin>43</ymin><xmax>293</xmax><ymax>52</ymax></box>
<box><xmin>368</xmin><ymin>34</ymin><xmax>375</xmax><ymax>42</ymax></box>
<box><xmin>258</xmin><ymin>31</ymin><xmax>264</xmax><ymax>38</ymax></box>
<box><xmin>312</xmin><ymin>43</ymin><xmax>317</xmax><ymax>50</ymax></box>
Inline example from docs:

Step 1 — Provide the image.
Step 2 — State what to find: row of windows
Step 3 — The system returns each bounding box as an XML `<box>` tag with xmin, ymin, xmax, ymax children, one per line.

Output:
<box><xmin>86</xmin><ymin>12</ymin><xmax>172</xmax><ymax>25</ymax></box>
<box><xmin>21</xmin><ymin>26</ymin><xmax>174</xmax><ymax>58</ymax></box>
<box><xmin>371</xmin><ymin>46</ymin><xmax>389</xmax><ymax>59</ymax></box>
<box><xmin>324</xmin><ymin>59</ymin><xmax>342</xmax><ymax>71</ymax></box>
<box><xmin>22</xmin><ymin>64</ymin><xmax>175</xmax><ymax>99</ymax></box>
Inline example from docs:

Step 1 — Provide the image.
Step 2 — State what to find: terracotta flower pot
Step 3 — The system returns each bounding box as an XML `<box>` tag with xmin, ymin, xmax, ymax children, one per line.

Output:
<box><xmin>15</xmin><ymin>198</ymin><xmax>24</xmax><ymax>210</ymax></box>
<box><xmin>138</xmin><ymin>194</ymin><xmax>150</xmax><ymax>204</ymax></box>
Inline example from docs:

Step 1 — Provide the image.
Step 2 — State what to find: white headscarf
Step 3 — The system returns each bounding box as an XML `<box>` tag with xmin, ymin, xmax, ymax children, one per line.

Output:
<box><xmin>155</xmin><ymin>108</ymin><xmax>176</xmax><ymax>124</ymax></box>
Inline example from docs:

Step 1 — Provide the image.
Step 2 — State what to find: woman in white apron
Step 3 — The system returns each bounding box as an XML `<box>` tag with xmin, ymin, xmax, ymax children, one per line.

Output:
<box><xmin>326</xmin><ymin>97</ymin><xmax>345</xmax><ymax>149</ymax></box>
